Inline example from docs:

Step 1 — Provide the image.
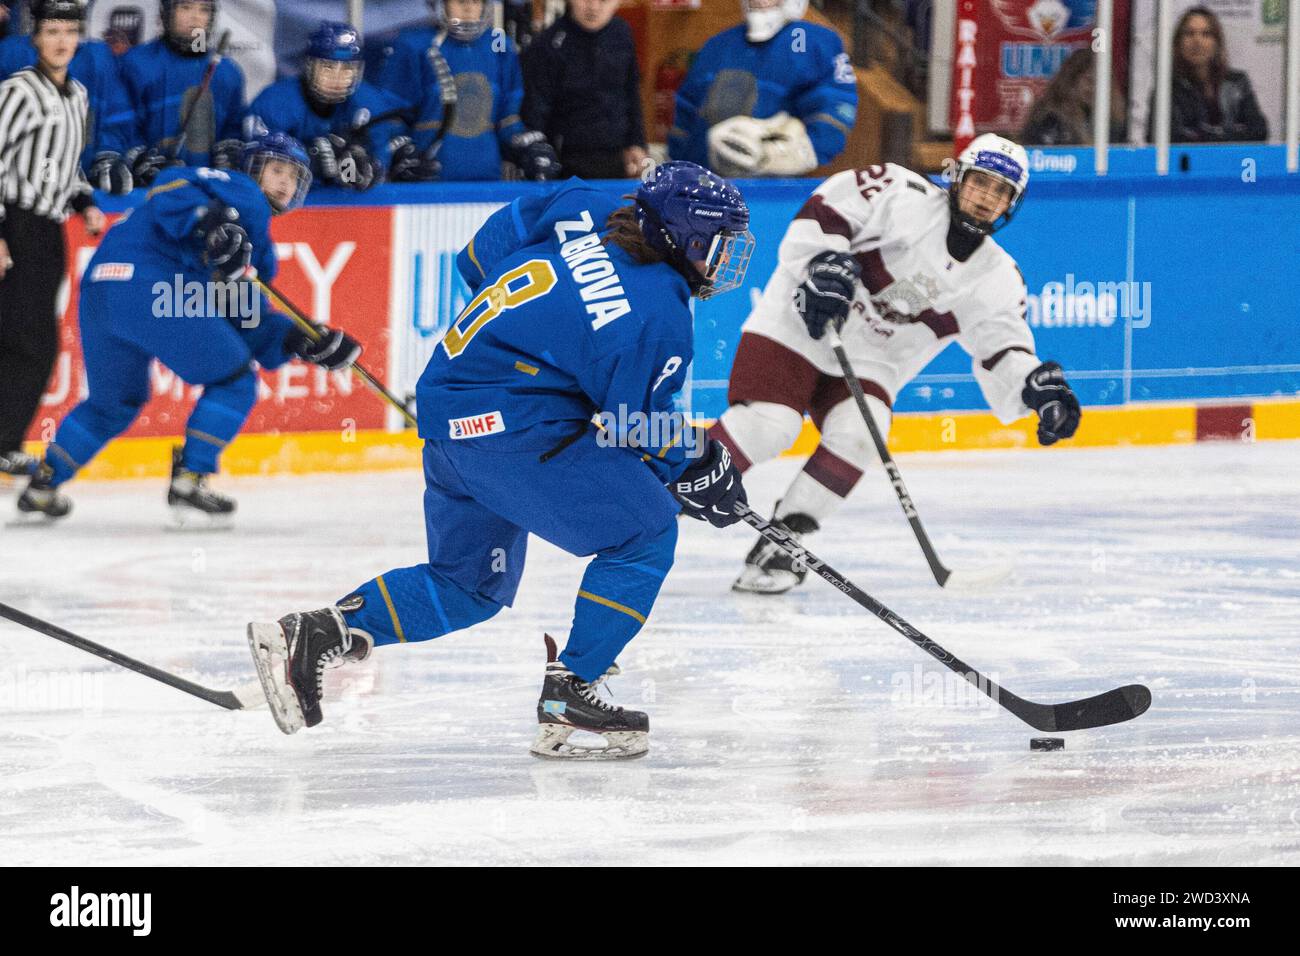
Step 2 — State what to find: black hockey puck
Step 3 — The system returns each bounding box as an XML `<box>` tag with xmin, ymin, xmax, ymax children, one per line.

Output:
<box><xmin>1030</xmin><ymin>737</ymin><xmax>1065</xmax><ymax>751</ymax></box>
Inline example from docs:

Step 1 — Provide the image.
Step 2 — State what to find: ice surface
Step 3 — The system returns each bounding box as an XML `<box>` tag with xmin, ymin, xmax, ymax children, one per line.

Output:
<box><xmin>1</xmin><ymin>440</ymin><xmax>1298</xmax><ymax>865</ymax></box>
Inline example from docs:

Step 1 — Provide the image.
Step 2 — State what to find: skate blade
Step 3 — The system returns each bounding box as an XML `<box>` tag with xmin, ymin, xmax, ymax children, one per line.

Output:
<box><xmin>246</xmin><ymin>622</ymin><xmax>305</xmax><ymax>735</ymax></box>
<box><xmin>167</xmin><ymin>505</ymin><xmax>235</xmax><ymax>532</ymax></box>
<box><xmin>6</xmin><ymin>507</ymin><xmax>68</xmax><ymax>527</ymax></box>
<box><xmin>731</xmin><ymin>564</ymin><xmax>800</xmax><ymax>595</ymax></box>
<box><xmin>529</xmin><ymin>723</ymin><xmax>648</xmax><ymax>761</ymax></box>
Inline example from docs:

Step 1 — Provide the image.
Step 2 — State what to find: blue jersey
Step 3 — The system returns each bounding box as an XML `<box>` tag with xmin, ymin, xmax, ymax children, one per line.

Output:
<box><xmin>86</xmin><ymin>166</ymin><xmax>291</xmax><ymax>370</ymax></box>
<box><xmin>669</xmin><ymin>21</ymin><xmax>857</xmax><ymax>168</ymax></box>
<box><xmin>120</xmin><ymin>39</ymin><xmax>246</xmax><ymax>166</ymax></box>
<box><xmin>374</xmin><ymin>27</ymin><xmax>526</xmax><ymax>181</ymax></box>
<box><xmin>248</xmin><ymin>78</ymin><xmax>408</xmax><ymax>172</ymax></box>
<box><xmin>0</xmin><ymin>36</ymin><xmax>133</xmax><ymax>170</ymax></box>
<box><xmin>94</xmin><ymin>166</ymin><xmax>277</xmax><ymax>288</ymax></box>
<box><xmin>420</xmin><ymin>179</ymin><xmax>694</xmax><ymax>479</ymax></box>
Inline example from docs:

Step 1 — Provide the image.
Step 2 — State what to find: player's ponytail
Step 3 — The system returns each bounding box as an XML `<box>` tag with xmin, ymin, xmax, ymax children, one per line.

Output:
<box><xmin>602</xmin><ymin>204</ymin><xmax>665</xmax><ymax>265</ymax></box>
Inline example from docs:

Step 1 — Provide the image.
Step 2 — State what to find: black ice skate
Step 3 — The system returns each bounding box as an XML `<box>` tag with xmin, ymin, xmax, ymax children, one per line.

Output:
<box><xmin>531</xmin><ymin>635</ymin><xmax>648</xmax><ymax>760</ymax></box>
<box><xmin>168</xmin><ymin>447</ymin><xmax>235</xmax><ymax>527</ymax></box>
<box><xmin>732</xmin><ymin>511</ymin><xmax>819</xmax><ymax>595</ymax></box>
<box><xmin>0</xmin><ymin>449</ymin><xmax>40</xmax><ymax>478</ymax></box>
<box><xmin>15</xmin><ymin>465</ymin><xmax>71</xmax><ymax>521</ymax></box>
<box><xmin>246</xmin><ymin>606</ymin><xmax>373</xmax><ymax>734</ymax></box>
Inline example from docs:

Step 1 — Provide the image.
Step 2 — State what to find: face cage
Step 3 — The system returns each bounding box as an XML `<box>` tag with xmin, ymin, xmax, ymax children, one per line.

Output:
<box><xmin>306</xmin><ymin>58</ymin><xmax>363</xmax><ymax>105</ymax></box>
<box><xmin>250</xmin><ymin>155</ymin><xmax>312</xmax><ymax>214</ymax></box>
<box><xmin>441</xmin><ymin>1</ymin><xmax>492</xmax><ymax>42</ymax></box>
<box><xmin>952</xmin><ymin>165</ymin><xmax>1023</xmax><ymax>234</ymax></box>
<box><xmin>697</xmin><ymin>228</ymin><xmax>755</xmax><ymax>300</ymax></box>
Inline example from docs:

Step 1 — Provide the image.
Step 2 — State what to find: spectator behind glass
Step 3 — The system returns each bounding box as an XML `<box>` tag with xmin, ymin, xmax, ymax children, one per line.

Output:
<box><xmin>669</xmin><ymin>0</ymin><xmax>857</xmax><ymax>177</ymax></box>
<box><xmin>1146</xmin><ymin>6</ymin><xmax>1267</xmax><ymax>143</ymax></box>
<box><xmin>1021</xmin><ymin>48</ymin><xmax>1126</xmax><ymax>146</ymax></box>
<box><xmin>521</xmin><ymin>0</ymin><xmax>647</xmax><ymax>178</ymax></box>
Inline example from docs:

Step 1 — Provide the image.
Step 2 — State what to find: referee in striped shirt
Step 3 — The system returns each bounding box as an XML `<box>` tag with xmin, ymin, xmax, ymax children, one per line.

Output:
<box><xmin>0</xmin><ymin>0</ymin><xmax>104</xmax><ymax>477</ymax></box>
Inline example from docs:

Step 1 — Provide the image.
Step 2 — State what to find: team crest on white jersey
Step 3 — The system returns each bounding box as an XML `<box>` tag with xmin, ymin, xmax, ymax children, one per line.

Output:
<box><xmin>872</xmin><ymin>273</ymin><xmax>942</xmax><ymax>325</ymax></box>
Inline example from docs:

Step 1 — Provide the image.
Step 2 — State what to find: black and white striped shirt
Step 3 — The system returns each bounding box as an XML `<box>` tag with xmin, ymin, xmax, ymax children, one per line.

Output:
<box><xmin>0</xmin><ymin>65</ymin><xmax>92</xmax><ymax>225</ymax></box>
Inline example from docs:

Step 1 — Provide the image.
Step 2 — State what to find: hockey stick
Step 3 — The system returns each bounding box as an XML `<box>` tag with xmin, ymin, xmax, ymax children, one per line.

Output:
<box><xmin>826</xmin><ymin>327</ymin><xmax>1012</xmax><ymax>591</ymax></box>
<box><xmin>252</xmin><ymin>277</ymin><xmax>418</xmax><ymax>428</ymax></box>
<box><xmin>170</xmin><ymin>29</ymin><xmax>232</xmax><ymax>162</ymax></box>
<box><xmin>0</xmin><ymin>601</ymin><xmax>263</xmax><ymax>711</ymax></box>
<box><xmin>726</xmin><ymin>500</ymin><xmax>1150</xmax><ymax>731</ymax></box>
<box><xmin>423</xmin><ymin>39</ymin><xmax>458</xmax><ymax>161</ymax></box>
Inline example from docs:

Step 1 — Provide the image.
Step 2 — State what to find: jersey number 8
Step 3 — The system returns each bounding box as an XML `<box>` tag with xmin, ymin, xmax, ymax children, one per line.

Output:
<box><xmin>442</xmin><ymin>259</ymin><xmax>558</xmax><ymax>359</ymax></box>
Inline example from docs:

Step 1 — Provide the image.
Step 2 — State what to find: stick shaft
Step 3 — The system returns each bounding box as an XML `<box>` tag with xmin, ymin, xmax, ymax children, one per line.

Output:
<box><xmin>254</xmin><ymin>278</ymin><xmax>418</xmax><ymax>428</ymax></box>
<box><xmin>0</xmin><ymin>602</ymin><xmax>243</xmax><ymax>710</ymax></box>
<box><xmin>171</xmin><ymin>30</ymin><xmax>231</xmax><ymax>160</ymax></box>
<box><xmin>827</xmin><ymin>329</ymin><xmax>952</xmax><ymax>587</ymax></box>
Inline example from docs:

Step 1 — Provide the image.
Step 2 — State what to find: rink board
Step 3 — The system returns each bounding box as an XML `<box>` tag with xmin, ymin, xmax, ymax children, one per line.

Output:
<box><xmin>45</xmin><ymin>397</ymin><xmax>1300</xmax><ymax>481</ymax></box>
<box><xmin>26</xmin><ymin>154</ymin><xmax>1300</xmax><ymax>478</ymax></box>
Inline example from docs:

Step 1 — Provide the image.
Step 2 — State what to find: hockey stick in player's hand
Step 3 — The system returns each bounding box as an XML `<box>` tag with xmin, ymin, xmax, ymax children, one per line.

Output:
<box><xmin>827</xmin><ymin>327</ymin><xmax>1012</xmax><ymax>590</ymax></box>
<box><xmin>170</xmin><ymin>29</ymin><xmax>232</xmax><ymax>162</ymax></box>
<box><xmin>0</xmin><ymin>601</ymin><xmax>264</xmax><ymax>711</ymax></box>
<box><xmin>252</xmin><ymin>277</ymin><xmax>419</xmax><ymax>428</ymax></box>
<box><xmin>724</xmin><ymin>501</ymin><xmax>1150</xmax><ymax>732</ymax></box>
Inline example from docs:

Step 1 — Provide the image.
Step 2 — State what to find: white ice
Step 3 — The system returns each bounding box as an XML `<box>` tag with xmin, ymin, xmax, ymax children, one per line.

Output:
<box><xmin>1</xmin><ymin>439</ymin><xmax>1298</xmax><ymax>866</ymax></box>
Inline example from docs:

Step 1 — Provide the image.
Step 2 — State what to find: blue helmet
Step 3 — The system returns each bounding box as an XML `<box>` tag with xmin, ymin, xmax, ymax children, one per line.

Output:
<box><xmin>304</xmin><ymin>21</ymin><xmax>364</xmax><ymax>104</ymax></box>
<box><xmin>242</xmin><ymin>132</ymin><xmax>312</xmax><ymax>214</ymax></box>
<box><xmin>635</xmin><ymin>161</ymin><xmax>754</xmax><ymax>300</ymax></box>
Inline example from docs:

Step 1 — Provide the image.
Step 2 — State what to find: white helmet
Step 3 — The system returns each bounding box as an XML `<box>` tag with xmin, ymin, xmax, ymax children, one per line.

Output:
<box><xmin>742</xmin><ymin>0</ymin><xmax>808</xmax><ymax>43</ymax></box>
<box><xmin>950</xmin><ymin>133</ymin><xmax>1029</xmax><ymax>234</ymax></box>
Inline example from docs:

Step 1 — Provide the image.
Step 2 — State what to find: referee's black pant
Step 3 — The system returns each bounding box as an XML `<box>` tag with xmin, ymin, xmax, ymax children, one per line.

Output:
<box><xmin>0</xmin><ymin>204</ymin><xmax>67</xmax><ymax>455</ymax></box>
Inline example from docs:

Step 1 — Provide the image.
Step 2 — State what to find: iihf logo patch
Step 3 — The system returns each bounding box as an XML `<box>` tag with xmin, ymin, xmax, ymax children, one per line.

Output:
<box><xmin>448</xmin><ymin>411</ymin><xmax>505</xmax><ymax>439</ymax></box>
<box><xmin>90</xmin><ymin>263</ymin><xmax>134</xmax><ymax>281</ymax></box>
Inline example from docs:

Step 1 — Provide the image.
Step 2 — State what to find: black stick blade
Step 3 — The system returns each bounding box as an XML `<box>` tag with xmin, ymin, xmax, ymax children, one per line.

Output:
<box><xmin>1049</xmin><ymin>684</ymin><xmax>1152</xmax><ymax>732</ymax></box>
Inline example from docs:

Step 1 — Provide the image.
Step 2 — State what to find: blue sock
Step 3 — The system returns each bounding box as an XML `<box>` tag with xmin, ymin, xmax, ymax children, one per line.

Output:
<box><xmin>560</xmin><ymin>519</ymin><xmax>677</xmax><ymax>681</ymax></box>
<box><xmin>45</xmin><ymin>398</ymin><xmax>141</xmax><ymax>486</ymax></box>
<box><xmin>181</xmin><ymin>366</ymin><xmax>257</xmax><ymax>474</ymax></box>
<box><xmin>339</xmin><ymin>564</ymin><xmax>504</xmax><ymax>646</ymax></box>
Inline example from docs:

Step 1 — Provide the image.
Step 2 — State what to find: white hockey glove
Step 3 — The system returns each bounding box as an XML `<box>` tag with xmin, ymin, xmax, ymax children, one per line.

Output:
<box><xmin>708</xmin><ymin>113</ymin><xmax>818</xmax><ymax>178</ymax></box>
<box><xmin>752</xmin><ymin>113</ymin><xmax>818</xmax><ymax>176</ymax></box>
<box><xmin>708</xmin><ymin>115</ymin><xmax>766</xmax><ymax>177</ymax></box>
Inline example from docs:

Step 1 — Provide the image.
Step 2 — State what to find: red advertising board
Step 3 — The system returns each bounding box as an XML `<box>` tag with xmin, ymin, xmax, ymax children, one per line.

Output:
<box><xmin>950</xmin><ymin>0</ymin><xmax>1130</xmax><ymax>152</ymax></box>
<box><xmin>26</xmin><ymin>205</ymin><xmax>393</xmax><ymax>444</ymax></box>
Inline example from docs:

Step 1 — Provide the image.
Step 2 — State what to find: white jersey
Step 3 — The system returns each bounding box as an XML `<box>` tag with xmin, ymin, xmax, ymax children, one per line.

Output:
<box><xmin>741</xmin><ymin>163</ymin><xmax>1041</xmax><ymax>423</ymax></box>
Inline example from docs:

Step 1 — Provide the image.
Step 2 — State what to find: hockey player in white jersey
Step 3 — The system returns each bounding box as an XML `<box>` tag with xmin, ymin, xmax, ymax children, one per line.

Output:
<box><xmin>711</xmin><ymin>133</ymin><xmax>1082</xmax><ymax>593</ymax></box>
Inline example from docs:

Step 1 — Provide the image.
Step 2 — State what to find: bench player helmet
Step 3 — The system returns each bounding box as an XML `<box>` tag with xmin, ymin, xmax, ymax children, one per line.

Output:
<box><xmin>949</xmin><ymin>133</ymin><xmax>1029</xmax><ymax>236</ymax></box>
<box><xmin>429</xmin><ymin>0</ymin><xmax>495</xmax><ymax>43</ymax></box>
<box><xmin>29</xmin><ymin>0</ymin><xmax>86</xmax><ymax>26</ymax></box>
<box><xmin>161</xmin><ymin>1</ymin><xmax>216</xmax><ymax>53</ymax></box>
<box><xmin>741</xmin><ymin>0</ymin><xmax>807</xmax><ymax>42</ymax></box>
<box><xmin>304</xmin><ymin>21</ymin><xmax>364</xmax><ymax>105</ymax></box>
<box><xmin>243</xmin><ymin>131</ymin><xmax>312</xmax><ymax>214</ymax></box>
<box><xmin>635</xmin><ymin>161</ymin><xmax>754</xmax><ymax>300</ymax></box>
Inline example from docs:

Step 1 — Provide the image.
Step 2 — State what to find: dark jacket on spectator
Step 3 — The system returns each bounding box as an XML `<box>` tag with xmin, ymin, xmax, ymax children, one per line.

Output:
<box><xmin>521</xmin><ymin>13</ymin><xmax>645</xmax><ymax>171</ymax></box>
<box><xmin>1147</xmin><ymin>69</ymin><xmax>1268</xmax><ymax>143</ymax></box>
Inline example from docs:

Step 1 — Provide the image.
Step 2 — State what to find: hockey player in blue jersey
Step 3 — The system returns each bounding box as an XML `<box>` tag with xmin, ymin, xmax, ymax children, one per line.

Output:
<box><xmin>374</xmin><ymin>0</ymin><xmax>559</xmax><ymax>181</ymax></box>
<box><xmin>250</xmin><ymin>21</ymin><xmax>431</xmax><ymax>191</ymax></box>
<box><xmin>120</xmin><ymin>0</ymin><xmax>246</xmax><ymax>187</ymax></box>
<box><xmin>17</xmin><ymin>133</ymin><xmax>362</xmax><ymax>523</ymax></box>
<box><xmin>669</xmin><ymin>0</ymin><xmax>857</xmax><ymax>177</ymax></box>
<box><xmin>247</xmin><ymin>161</ymin><xmax>754</xmax><ymax>759</ymax></box>
<box><xmin>0</xmin><ymin>1</ymin><xmax>135</xmax><ymax>192</ymax></box>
